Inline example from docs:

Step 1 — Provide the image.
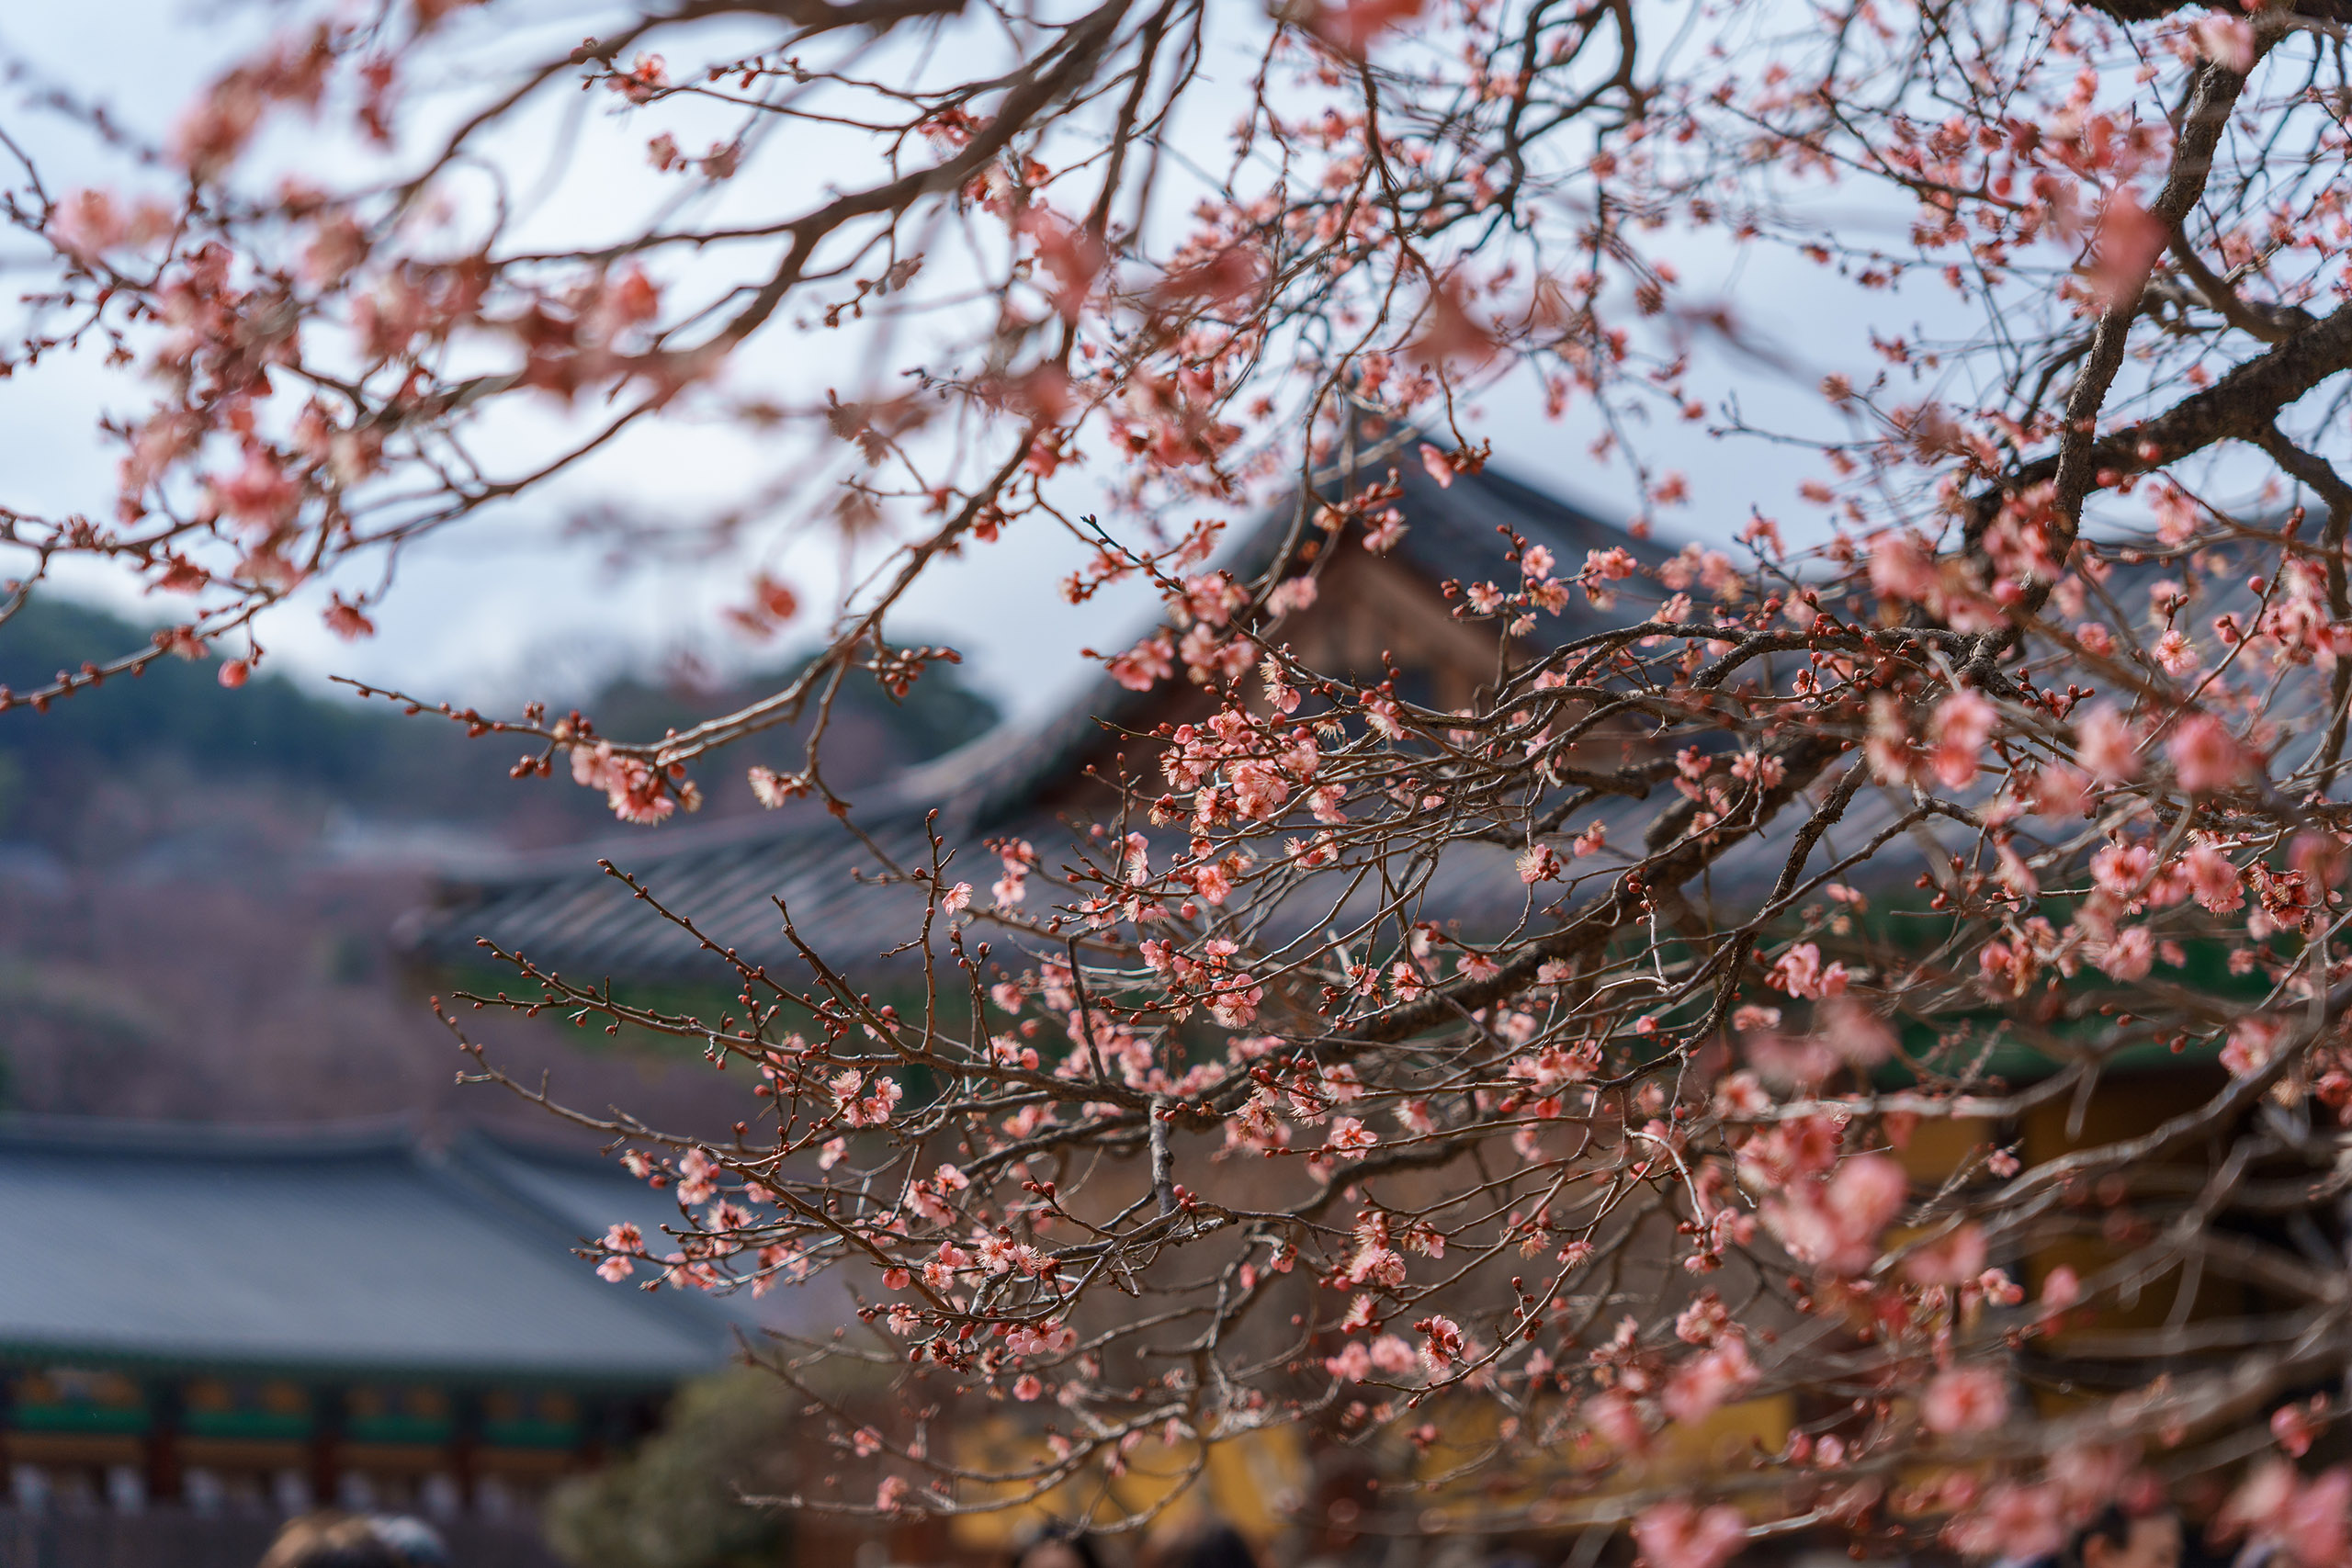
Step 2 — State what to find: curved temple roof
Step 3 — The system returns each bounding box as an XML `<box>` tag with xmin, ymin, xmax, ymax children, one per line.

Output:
<box><xmin>0</xmin><ymin>1118</ymin><xmax>740</xmax><ymax>1384</ymax></box>
<box><xmin>409</xmin><ymin>446</ymin><xmax>1677</xmax><ymax>982</ymax></box>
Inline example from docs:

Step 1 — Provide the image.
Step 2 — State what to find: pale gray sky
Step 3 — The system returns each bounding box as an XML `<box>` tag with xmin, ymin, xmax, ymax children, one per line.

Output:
<box><xmin>0</xmin><ymin>0</ymin><xmax>1924</xmax><ymax>721</ymax></box>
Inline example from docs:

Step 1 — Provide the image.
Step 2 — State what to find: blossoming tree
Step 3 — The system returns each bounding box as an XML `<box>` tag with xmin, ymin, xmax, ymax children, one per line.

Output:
<box><xmin>9</xmin><ymin>0</ymin><xmax>2352</xmax><ymax>1558</ymax></box>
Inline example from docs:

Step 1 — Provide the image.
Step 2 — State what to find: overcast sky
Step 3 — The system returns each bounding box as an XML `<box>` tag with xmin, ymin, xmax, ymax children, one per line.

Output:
<box><xmin>0</xmin><ymin>0</ymin><xmax>1929</xmax><ymax>722</ymax></box>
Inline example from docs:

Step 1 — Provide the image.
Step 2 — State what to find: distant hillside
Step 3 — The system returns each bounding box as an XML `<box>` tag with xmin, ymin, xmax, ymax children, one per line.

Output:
<box><xmin>0</xmin><ymin>596</ymin><xmax>432</xmax><ymax>829</ymax></box>
<box><xmin>0</xmin><ymin>594</ymin><xmax>1000</xmax><ymax>846</ymax></box>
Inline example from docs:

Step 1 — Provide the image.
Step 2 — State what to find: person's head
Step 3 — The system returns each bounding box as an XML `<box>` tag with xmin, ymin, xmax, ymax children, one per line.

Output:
<box><xmin>1169</xmin><ymin>1523</ymin><xmax>1260</xmax><ymax>1568</ymax></box>
<box><xmin>364</xmin><ymin>1517</ymin><xmax>447</xmax><ymax>1567</ymax></box>
<box><xmin>1015</xmin><ymin>1524</ymin><xmax>1104</xmax><ymax>1568</ymax></box>
<box><xmin>257</xmin><ymin>1513</ymin><xmax>404</xmax><ymax>1568</ymax></box>
<box><xmin>2075</xmin><ymin>1505</ymin><xmax>2182</xmax><ymax>1568</ymax></box>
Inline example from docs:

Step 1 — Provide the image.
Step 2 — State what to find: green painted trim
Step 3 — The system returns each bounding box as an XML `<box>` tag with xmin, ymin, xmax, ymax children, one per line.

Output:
<box><xmin>346</xmin><ymin>1416</ymin><xmax>455</xmax><ymax>1444</ymax></box>
<box><xmin>183</xmin><ymin>1412</ymin><xmax>312</xmax><ymax>1440</ymax></box>
<box><xmin>11</xmin><ymin>1408</ymin><xmax>149</xmax><ymax>1435</ymax></box>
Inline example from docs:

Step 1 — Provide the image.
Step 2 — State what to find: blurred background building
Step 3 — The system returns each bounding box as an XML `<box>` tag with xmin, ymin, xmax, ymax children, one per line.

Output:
<box><xmin>0</xmin><ymin>1119</ymin><xmax>759</xmax><ymax>1565</ymax></box>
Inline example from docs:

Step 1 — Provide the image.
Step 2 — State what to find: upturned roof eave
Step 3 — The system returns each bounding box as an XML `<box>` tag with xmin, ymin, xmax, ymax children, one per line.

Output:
<box><xmin>0</xmin><ymin>1335</ymin><xmax>710</xmax><ymax>1391</ymax></box>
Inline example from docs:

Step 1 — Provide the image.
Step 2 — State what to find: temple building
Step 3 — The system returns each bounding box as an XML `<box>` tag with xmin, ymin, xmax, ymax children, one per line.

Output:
<box><xmin>0</xmin><ymin>1116</ymin><xmax>745</xmax><ymax>1563</ymax></box>
<box><xmin>412</xmin><ymin>441</ymin><xmax>1677</xmax><ymax>979</ymax></box>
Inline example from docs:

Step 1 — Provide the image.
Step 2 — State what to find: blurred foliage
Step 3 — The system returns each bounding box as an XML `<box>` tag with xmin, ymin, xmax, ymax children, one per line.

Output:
<box><xmin>544</xmin><ymin>1370</ymin><xmax>798</xmax><ymax>1568</ymax></box>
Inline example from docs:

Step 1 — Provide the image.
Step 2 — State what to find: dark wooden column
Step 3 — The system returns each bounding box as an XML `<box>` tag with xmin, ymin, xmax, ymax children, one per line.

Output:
<box><xmin>141</xmin><ymin>1378</ymin><xmax>181</xmax><ymax>1504</ymax></box>
<box><xmin>307</xmin><ymin>1385</ymin><xmax>345</xmax><ymax>1509</ymax></box>
<box><xmin>577</xmin><ymin>1393</ymin><xmax>616</xmax><ymax>1471</ymax></box>
<box><xmin>448</xmin><ymin>1389</ymin><xmax>481</xmax><ymax>1510</ymax></box>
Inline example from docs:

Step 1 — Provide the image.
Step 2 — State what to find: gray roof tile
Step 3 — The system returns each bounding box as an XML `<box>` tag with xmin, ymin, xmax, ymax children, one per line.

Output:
<box><xmin>0</xmin><ymin>1118</ymin><xmax>734</xmax><ymax>1384</ymax></box>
